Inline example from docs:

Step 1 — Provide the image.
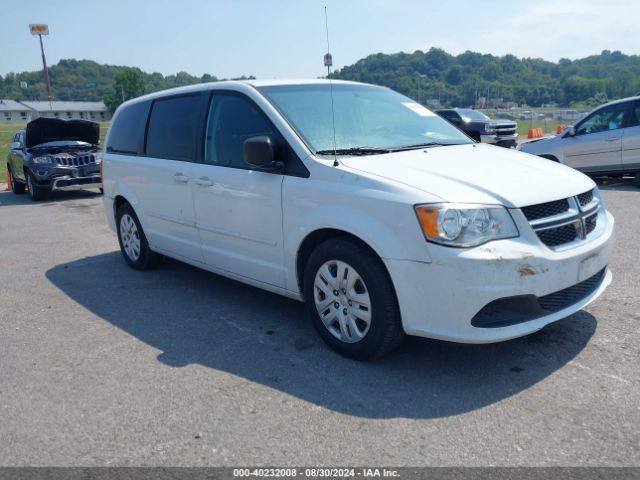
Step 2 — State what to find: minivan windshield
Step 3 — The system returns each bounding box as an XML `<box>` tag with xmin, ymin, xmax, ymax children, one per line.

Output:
<box><xmin>258</xmin><ymin>83</ymin><xmax>472</xmax><ymax>154</ymax></box>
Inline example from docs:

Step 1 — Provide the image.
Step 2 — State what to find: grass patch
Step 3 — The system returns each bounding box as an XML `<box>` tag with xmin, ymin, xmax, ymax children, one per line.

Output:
<box><xmin>1</xmin><ymin>121</ymin><xmax>110</xmax><ymax>186</ymax></box>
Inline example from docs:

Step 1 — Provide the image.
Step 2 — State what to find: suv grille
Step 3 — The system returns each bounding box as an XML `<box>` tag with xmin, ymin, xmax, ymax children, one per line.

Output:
<box><xmin>522</xmin><ymin>189</ymin><xmax>600</xmax><ymax>249</ymax></box>
<box><xmin>54</xmin><ymin>154</ymin><xmax>97</xmax><ymax>167</ymax></box>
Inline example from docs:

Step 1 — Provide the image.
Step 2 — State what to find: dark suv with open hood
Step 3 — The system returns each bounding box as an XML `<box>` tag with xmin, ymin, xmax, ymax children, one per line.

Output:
<box><xmin>6</xmin><ymin>117</ymin><xmax>102</xmax><ymax>200</ymax></box>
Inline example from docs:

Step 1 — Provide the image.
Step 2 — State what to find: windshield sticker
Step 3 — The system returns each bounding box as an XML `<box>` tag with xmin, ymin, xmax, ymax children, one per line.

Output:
<box><xmin>402</xmin><ymin>102</ymin><xmax>436</xmax><ymax>117</ymax></box>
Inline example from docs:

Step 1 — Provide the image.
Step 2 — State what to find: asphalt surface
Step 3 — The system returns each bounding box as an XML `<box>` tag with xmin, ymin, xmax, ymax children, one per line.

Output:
<box><xmin>0</xmin><ymin>180</ymin><xmax>638</xmax><ymax>466</ymax></box>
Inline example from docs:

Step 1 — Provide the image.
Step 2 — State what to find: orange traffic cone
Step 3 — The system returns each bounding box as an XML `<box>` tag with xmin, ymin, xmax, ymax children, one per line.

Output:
<box><xmin>527</xmin><ymin>129</ymin><xmax>536</xmax><ymax>139</ymax></box>
<box><xmin>537</xmin><ymin>128</ymin><xmax>543</xmax><ymax>137</ymax></box>
<box><xmin>6</xmin><ymin>169</ymin><xmax>11</xmax><ymax>191</ymax></box>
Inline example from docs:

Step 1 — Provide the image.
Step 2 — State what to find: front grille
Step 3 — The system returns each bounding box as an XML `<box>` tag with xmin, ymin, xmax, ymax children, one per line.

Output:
<box><xmin>536</xmin><ymin>223</ymin><xmax>578</xmax><ymax>247</ymax></box>
<box><xmin>522</xmin><ymin>189</ymin><xmax>600</xmax><ymax>249</ymax></box>
<box><xmin>522</xmin><ymin>198</ymin><xmax>570</xmax><ymax>221</ymax></box>
<box><xmin>55</xmin><ymin>154</ymin><xmax>96</xmax><ymax>166</ymax></box>
<box><xmin>577</xmin><ymin>190</ymin><xmax>593</xmax><ymax>207</ymax></box>
<box><xmin>471</xmin><ymin>267</ymin><xmax>606</xmax><ymax>328</ymax></box>
<box><xmin>585</xmin><ymin>213</ymin><xmax>598</xmax><ymax>235</ymax></box>
<box><xmin>495</xmin><ymin>125</ymin><xmax>517</xmax><ymax>135</ymax></box>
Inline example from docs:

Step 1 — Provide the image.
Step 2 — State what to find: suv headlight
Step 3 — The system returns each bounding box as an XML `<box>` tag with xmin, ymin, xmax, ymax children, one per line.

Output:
<box><xmin>32</xmin><ymin>155</ymin><xmax>53</xmax><ymax>165</ymax></box>
<box><xmin>415</xmin><ymin>203</ymin><xmax>519</xmax><ymax>247</ymax></box>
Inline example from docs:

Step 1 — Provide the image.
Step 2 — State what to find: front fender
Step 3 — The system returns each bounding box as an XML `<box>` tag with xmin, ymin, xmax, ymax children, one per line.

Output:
<box><xmin>283</xmin><ymin>204</ymin><xmax>432</xmax><ymax>294</ymax></box>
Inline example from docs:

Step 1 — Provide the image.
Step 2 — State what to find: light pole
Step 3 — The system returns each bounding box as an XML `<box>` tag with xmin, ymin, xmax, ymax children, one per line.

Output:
<box><xmin>29</xmin><ymin>24</ymin><xmax>52</xmax><ymax>104</ymax></box>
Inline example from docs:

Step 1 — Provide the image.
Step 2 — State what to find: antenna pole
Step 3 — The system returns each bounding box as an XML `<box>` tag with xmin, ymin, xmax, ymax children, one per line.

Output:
<box><xmin>324</xmin><ymin>6</ymin><xmax>338</xmax><ymax>167</ymax></box>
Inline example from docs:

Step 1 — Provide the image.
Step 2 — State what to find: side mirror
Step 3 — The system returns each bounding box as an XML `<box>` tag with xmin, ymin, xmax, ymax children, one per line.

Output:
<box><xmin>10</xmin><ymin>141</ymin><xmax>22</xmax><ymax>150</ymax></box>
<box><xmin>243</xmin><ymin>136</ymin><xmax>282</xmax><ymax>171</ymax></box>
<box><xmin>564</xmin><ymin>126</ymin><xmax>575</xmax><ymax>137</ymax></box>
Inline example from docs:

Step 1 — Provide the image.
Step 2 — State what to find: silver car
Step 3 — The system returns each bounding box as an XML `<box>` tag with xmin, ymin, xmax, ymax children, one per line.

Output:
<box><xmin>520</xmin><ymin>96</ymin><xmax>640</xmax><ymax>178</ymax></box>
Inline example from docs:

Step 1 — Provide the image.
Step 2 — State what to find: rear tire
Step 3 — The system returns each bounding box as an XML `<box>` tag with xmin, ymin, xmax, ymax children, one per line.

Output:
<box><xmin>116</xmin><ymin>202</ymin><xmax>162</xmax><ymax>270</ymax></box>
<box><xmin>7</xmin><ymin>166</ymin><xmax>25</xmax><ymax>194</ymax></box>
<box><xmin>26</xmin><ymin>171</ymin><xmax>48</xmax><ymax>201</ymax></box>
<box><xmin>303</xmin><ymin>237</ymin><xmax>404</xmax><ymax>360</ymax></box>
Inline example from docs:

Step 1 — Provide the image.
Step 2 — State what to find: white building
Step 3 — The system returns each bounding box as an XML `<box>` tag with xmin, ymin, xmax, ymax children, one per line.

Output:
<box><xmin>0</xmin><ymin>100</ymin><xmax>33</xmax><ymax>123</ymax></box>
<box><xmin>19</xmin><ymin>101</ymin><xmax>110</xmax><ymax>122</ymax></box>
<box><xmin>0</xmin><ymin>100</ymin><xmax>109</xmax><ymax>123</ymax></box>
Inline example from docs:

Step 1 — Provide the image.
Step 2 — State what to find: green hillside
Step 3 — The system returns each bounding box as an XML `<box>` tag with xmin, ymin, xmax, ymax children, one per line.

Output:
<box><xmin>0</xmin><ymin>59</ymin><xmax>253</xmax><ymax>107</ymax></box>
<box><xmin>333</xmin><ymin>48</ymin><xmax>640</xmax><ymax>108</ymax></box>
<box><xmin>1</xmin><ymin>49</ymin><xmax>639</xmax><ymax>110</ymax></box>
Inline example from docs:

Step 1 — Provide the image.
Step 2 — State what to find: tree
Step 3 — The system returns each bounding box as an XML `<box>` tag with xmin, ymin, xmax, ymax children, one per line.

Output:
<box><xmin>106</xmin><ymin>69</ymin><xmax>146</xmax><ymax>111</ymax></box>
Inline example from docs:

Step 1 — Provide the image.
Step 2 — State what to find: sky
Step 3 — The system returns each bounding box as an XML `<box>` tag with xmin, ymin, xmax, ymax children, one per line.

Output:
<box><xmin>2</xmin><ymin>0</ymin><xmax>639</xmax><ymax>79</ymax></box>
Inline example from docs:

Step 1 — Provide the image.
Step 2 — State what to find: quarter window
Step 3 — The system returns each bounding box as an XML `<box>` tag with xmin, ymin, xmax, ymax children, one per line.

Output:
<box><xmin>146</xmin><ymin>94</ymin><xmax>202</xmax><ymax>161</ymax></box>
<box><xmin>576</xmin><ymin>103</ymin><xmax>628</xmax><ymax>135</ymax></box>
<box><xmin>205</xmin><ymin>94</ymin><xmax>276</xmax><ymax>167</ymax></box>
<box><xmin>106</xmin><ymin>100</ymin><xmax>151</xmax><ymax>155</ymax></box>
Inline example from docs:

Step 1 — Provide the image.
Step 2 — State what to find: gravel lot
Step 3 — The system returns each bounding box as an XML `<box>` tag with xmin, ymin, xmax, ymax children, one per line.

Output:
<box><xmin>0</xmin><ymin>181</ymin><xmax>638</xmax><ymax>466</ymax></box>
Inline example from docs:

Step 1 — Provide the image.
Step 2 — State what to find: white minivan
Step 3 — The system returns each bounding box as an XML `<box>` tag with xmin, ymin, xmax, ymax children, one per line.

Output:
<box><xmin>102</xmin><ymin>80</ymin><xmax>614</xmax><ymax>360</ymax></box>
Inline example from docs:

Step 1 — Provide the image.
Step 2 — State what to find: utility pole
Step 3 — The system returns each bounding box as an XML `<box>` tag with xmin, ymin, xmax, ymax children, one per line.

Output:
<box><xmin>29</xmin><ymin>24</ymin><xmax>52</xmax><ymax>105</ymax></box>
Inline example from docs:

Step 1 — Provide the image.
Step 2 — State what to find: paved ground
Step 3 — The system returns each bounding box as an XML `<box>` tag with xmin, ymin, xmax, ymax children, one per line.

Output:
<box><xmin>0</xmin><ymin>181</ymin><xmax>638</xmax><ymax>467</ymax></box>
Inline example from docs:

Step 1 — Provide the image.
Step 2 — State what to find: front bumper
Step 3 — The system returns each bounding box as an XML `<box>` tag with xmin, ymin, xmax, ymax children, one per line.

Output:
<box><xmin>52</xmin><ymin>174</ymin><xmax>102</xmax><ymax>191</ymax></box>
<box><xmin>480</xmin><ymin>133</ymin><xmax>518</xmax><ymax>147</ymax></box>
<box><xmin>385</xmin><ymin>210</ymin><xmax>614</xmax><ymax>343</ymax></box>
<box><xmin>30</xmin><ymin>164</ymin><xmax>102</xmax><ymax>191</ymax></box>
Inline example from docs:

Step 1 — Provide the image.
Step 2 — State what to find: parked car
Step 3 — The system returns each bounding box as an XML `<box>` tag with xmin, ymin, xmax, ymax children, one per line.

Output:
<box><xmin>520</xmin><ymin>96</ymin><xmax>640</xmax><ymax>178</ymax></box>
<box><xmin>102</xmin><ymin>80</ymin><xmax>613</xmax><ymax>360</ymax></box>
<box><xmin>7</xmin><ymin>117</ymin><xmax>102</xmax><ymax>200</ymax></box>
<box><xmin>435</xmin><ymin>108</ymin><xmax>518</xmax><ymax>148</ymax></box>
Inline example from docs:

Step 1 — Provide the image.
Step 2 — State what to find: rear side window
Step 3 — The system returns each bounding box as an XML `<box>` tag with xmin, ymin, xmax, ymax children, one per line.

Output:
<box><xmin>146</xmin><ymin>94</ymin><xmax>202</xmax><ymax>161</ymax></box>
<box><xmin>106</xmin><ymin>101</ymin><xmax>150</xmax><ymax>154</ymax></box>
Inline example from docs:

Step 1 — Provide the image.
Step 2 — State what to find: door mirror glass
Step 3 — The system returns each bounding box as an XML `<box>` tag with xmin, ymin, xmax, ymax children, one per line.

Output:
<box><xmin>564</xmin><ymin>126</ymin><xmax>575</xmax><ymax>137</ymax></box>
<box><xmin>10</xmin><ymin>141</ymin><xmax>22</xmax><ymax>150</ymax></box>
<box><xmin>243</xmin><ymin>136</ymin><xmax>280</xmax><ymax>170</ymax></box>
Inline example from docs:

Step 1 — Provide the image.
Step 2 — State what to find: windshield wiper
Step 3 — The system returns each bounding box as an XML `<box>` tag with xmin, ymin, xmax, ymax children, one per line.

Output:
<box><xmin>315</xmin><ymin>146</ymin><xmax>391</xmax><ymax>156</ymax></box>
<box><xmin>389</xmin><ymin>142</ymin><xmax>461</xmax><ymax>151</ymax></box>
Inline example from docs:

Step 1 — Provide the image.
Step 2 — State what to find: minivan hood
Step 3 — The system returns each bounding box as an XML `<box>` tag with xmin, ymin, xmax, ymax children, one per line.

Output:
<box><xmin>25</xmin><ymin>117</ymin><xmax>99</xmax><ymax>149</ymax></box>
<box><xmin>340</xmin><ymin>144</ymin><xmax>594</xmax><ymax>208</ymax></box>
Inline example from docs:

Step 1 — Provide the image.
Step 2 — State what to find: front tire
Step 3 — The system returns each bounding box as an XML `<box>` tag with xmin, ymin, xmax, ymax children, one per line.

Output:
<box><xmin>7</xmin><ymin>166</ymin><xmax>25</xmax><ymax>194</ymax></box>
<box><xmin>303</xmin><ymin>237</ymin><xmax>404</xmax><ymax>360</ymax></box>
<box><xmin>116</xmin><ymin>203</ymin><xmax>162</xmax><ymax>270</ymax></box>
<box><xmin>26</xmin><ymin>171</ymin><xmax>49</xmax><ymax>201</ymax></box>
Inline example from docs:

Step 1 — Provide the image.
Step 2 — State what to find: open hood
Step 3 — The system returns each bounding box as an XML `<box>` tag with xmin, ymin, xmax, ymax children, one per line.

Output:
<box><xmin>25</xmin><ymin>117</ymin><xmax>99</xmax><ymax>148</ymax></box>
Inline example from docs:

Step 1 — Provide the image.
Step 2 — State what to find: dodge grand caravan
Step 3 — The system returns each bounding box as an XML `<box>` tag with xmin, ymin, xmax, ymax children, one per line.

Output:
<box><xmin>102</xmin><ymin>80</ymin><xmax>614</xmax><ymax>360</ymax></box>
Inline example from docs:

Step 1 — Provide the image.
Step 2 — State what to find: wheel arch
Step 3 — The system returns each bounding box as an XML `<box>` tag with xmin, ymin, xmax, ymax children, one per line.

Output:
<box><xmin>113</xmin><ymin>194</ymin><xmax>130</xmax><ymax>215</ymax></box>
<box><xmin>295</xmin><ymin>228</ymin><xmax>393</xmax><ymax>299</ymax></box>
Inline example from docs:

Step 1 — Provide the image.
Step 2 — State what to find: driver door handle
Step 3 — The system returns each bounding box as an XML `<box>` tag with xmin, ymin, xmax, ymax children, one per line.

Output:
<box><xmin>173</xmin><ymin>172</ymin><xmax>190</xmax><ymax>183</ymax></box>
<box><xmin>605</xmin><ymin>137</ymin><xmax>619</xmax><ymax>142</ymax></box>
<box><xmin>195</xmin><ymin>176</ymin><xmax>213</xmax><ymax>187</ymax></box>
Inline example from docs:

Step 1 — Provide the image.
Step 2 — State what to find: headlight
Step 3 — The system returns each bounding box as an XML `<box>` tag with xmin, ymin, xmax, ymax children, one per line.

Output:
<box><xmin>32</xmin><ymin>156</ymin><xmax>53</xmax><ymax>165</ymax></box>
<box><xmin>484</xmin><ymin>123</ymin><xmax>497</xmax><ymax>134</ymax></box>
<box><xmin>415</xmin><ymin>203</ymin><xmax>519</xmax><ymax>247</ymax></box>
